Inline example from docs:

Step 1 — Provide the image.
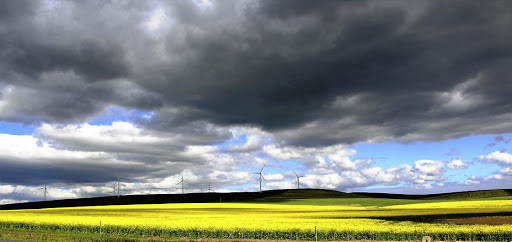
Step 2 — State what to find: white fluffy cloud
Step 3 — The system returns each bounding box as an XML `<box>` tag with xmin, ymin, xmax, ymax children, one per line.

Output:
<box><xmin>299</xmin><ymin>164</ymin><xmax>434</xmax><ymax>192</ymax></box>
<box><xmin>263</xmin><ymin>144</ymin><xmax>356</xmax><ymax>161</ymax></box>
<box><xmin>0</xmin><ymin>199</ymin><xmax>28</xmax><ymax>205</ymax></box>
<box><xmin>262</xmin><ymin>143</ymin><xmax>361</xmax><ymax>177</ymax></box>
<box><xmin>0</xmin><ymin>133</ymin><xmax>122</xmax><ymax>165</ymax></box>
<box><xmin>498</xmin><ymin>168</ymin><xmax>512</xmax><ymax>176</ymax></box>
<box><xmin>39</xmin><ymin>122</ymin><xmax>165</xmax><ymax>144</ymax></box>
<box><xmin>478</xmin><ymin>151</ymin><xmax>512</xmax><ymax>165</ymax></box>
<box><xmin>301</xmin><ymin>173</ymin><xmax>346</xmax><ymax>190</ymax></box>
<box><xmin>405</xmin><ymin>160</ymin><xmax>446</xmax><ymax>184</ymax></box>
<box><xmin>485</xmin><ymin>174</ymin><xmax>503</xmax><ymax>181</ymax></box>
<box><xmin>447</xmin><ymin>158</ymin><xmax>468</xmax><ymax>169</ymax></box>
<box><xmin>415</xmin><ymin>183</ymin><xmax>433</xmax><ymax>189</ymax></box>
<box><xmin>462</xmin><ymin>175</ymin><xmax>480</xmax><ymax>185</ymax></box>
<box><xmin>414</xmin><ymin>160</ymin><xmax>444</xmax><ymax>175</ymax></box>
<box><xmin>264</xmin><ymin>173</ymin><xmax>285</xmax><ymax>181</ymax></box>
<box><xmin>226</xmin><ymin>128</ymin><xmax>266</xmax><ymax>152</ymax></box>
<box><xmin>263</xmin><ymin>145</ymin><xmax>302</xmax><ymax>160</ymax></box>
<box><xmin>0</xmin><ymin>185</ymin><xmax>16</xmax><ymax>195</ymax></box>
<box><xmin>361</xmin><ymin>167</ymin><xmax>399</xmax><ymax>184</ymax></box>
<box><xmin>38</xmin><ymin>121</ymin><xmax>175</xmax><ymax>156</ymax></box>
<box><xmin>330</xmin><ymin>156</ymin><xmax>357</xmax><ymax>170</ymax></box>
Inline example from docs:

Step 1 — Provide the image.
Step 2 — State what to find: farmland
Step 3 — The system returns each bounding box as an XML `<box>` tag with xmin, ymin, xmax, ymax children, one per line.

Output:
<box><xmin>0</xmin><ymin>189</ymin><xmax>511</xmax><ymax>241</ymax></box>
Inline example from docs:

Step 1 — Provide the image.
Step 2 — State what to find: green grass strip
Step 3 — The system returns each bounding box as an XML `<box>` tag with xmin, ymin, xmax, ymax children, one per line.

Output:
<box><xmin>1</xmin><ymin>221</ymin><xmax>512</xmax><ymax>241</ymax></box>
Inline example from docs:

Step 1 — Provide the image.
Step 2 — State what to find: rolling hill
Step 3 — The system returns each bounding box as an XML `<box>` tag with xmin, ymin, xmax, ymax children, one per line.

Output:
<box><xmin>0</xmin><ymin>188</ymin><xmax>510</xmax><ymax>210</ymax></box>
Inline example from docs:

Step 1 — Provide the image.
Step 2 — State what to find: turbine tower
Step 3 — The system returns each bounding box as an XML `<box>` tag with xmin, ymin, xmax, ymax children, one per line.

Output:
<box><xmin>40</xmin><ymin>185</ymin><xmax>49</xmax><ymax>200</ymax></box>
<box><xmin>113</xmin><ymin>177</ymin><xmax>121</xmax><ymax>197</ymax></box>
<box><xmin>252</xmin><ymin>163</ymin><xmax>267</xmax><ymax>193</ymax></box>
<box><xmin>293</xmin><ymin>170</ymin><xmax>305</xmax><ymax>189</ymax></box>
<box><xmin>206</xmin><ymin>182</ymin><xmax>213</xmax><ymax>193</ymax></box>
<box><xmin>176</xmin><ymin>173</ymin><xmax>188</xmax><ymax>194</ymax></box>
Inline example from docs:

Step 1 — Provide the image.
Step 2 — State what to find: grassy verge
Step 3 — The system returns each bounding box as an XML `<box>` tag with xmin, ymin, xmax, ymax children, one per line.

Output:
<box><xmin>0</xmin><ymin>228</ymin><xmax>202</xmax><ymax>242</ymax></box>
<box><xmin>0</xmin><ymin>228</ymin><xmax>427</xmax><ymax>242</ymax></box>
<box><xmin>0</xmin><ymin>228</ymin><xmax>140</xmax><ymax>241</ymax></box>
<box><xmin>1</xmin><ymin>222</ymin><xmax>511</xmax><ymax>242</ymax></box>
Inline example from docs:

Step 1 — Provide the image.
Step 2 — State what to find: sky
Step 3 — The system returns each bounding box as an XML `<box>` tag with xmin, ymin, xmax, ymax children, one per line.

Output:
<box><xmin>1</xmin><ymin>0</ymin><xmax>512</xmax><ymax>204</ymax></box>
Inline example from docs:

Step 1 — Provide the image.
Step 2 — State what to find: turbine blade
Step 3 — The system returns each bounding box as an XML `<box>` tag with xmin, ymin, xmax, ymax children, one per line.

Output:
<box><xmin>261</xmin><ymin>174</ymin><xmax>267</xmax><ymax>183</ymax></box>
<box><xmin>260</xmin><ymin>163</ymin><xmax>267</xmax><ymax>172</ymax></box>
<box><xmin>293</xmin><ymin>170</ymin><xmax>298</xmax><ymax>177</ymax></box>
<box><xmin>176</xmin><ymin>181</ymin><xmax>182</xmax><ymax>186</ymax></box>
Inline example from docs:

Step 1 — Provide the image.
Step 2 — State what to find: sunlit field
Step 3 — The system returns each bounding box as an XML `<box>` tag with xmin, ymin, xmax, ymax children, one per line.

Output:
<box><xmin>1</xmin><ymin>197</ymin><xmax>512</xmax><ymax>241</ymax></box>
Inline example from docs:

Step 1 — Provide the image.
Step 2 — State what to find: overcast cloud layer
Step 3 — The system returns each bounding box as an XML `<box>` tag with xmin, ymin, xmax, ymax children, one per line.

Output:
<box><xmin>1</xmin><ymin>0</ymin><xmax>512</xmax><ymax>203</ymax></box>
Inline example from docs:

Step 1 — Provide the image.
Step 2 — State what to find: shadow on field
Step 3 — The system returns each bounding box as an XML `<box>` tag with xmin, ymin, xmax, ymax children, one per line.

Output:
<box><xmin>0</xmin><ymin>190</ymin><xmax>289</xmax><ymax>210</ymax></box>
<box><xmin>369</xmin><ymin>211</ymin><xmax>512</xmax><ymax>223</ymax></box>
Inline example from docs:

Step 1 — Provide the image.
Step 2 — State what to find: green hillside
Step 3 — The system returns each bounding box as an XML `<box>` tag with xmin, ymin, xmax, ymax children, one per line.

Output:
<box><xmin>423</xmin><ymin>189</ymin><xmax>512</xmax><ymax>200</ymax></box>
<box><xmin>251</xmin><ymin>189</ymin><xmax>423</xmax><ymax>206</ymax></box>
<box><xmin>1</xmin><ymin>188</ymin><xmax>510</xmax><ymax>211</ymax></box>
<box><xmin>250</xmin><ymin>189</ymin><xmax>512</xmax><ymax>207</ymax></box>
<box><xmin>256</xmin><ymin>189</ymin><xmax>365</xmax><ymax>199</ymax></box>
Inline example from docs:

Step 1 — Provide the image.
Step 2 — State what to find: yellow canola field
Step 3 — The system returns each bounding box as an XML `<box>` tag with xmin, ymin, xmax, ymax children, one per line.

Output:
<box><xmin>0</xmin><ymin>200</ymin><xmax>511</xmax><ymax>240</ymax></box>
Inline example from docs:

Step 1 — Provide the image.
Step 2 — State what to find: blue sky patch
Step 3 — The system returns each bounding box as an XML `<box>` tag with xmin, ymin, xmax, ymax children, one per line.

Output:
<box><xmin>0</xmin><ymin>121</ymin><xmax>36</xmax><ymax>135</ymax></box>
<box><xmin>87</xmin><ymin>106</ymin><xmax>154</xmax><ymax>126</ymax></box>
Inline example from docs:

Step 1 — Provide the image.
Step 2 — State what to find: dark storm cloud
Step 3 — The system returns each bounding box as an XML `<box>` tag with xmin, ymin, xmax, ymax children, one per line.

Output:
<box><xmin>0</xmin><ymin>158</ymin><xmax>133</xmax><ymax>185</ymax></box>
<box><xmin>2</xmin><ymin>37</ymin><xmax>128</xmax><ymax>81</ymax></box>
<box><xmin>0</xmin><ymin>0</ymin><xmax>160</xmax><ymax>123</ymax></box>
<box><xmin>1</xmin><ymin>0</ymin><xmax>512</xmax><ymax>145</ymax></box>
<box><xmin>0</xmin><ymin>0</ymin><xmax>35</xmax><ymax>20</ymax></box>
<box><xmin>0</xmin><ymin>1</ymin><xmax>131</xmax><ymax>82</ymax></box>
<box><xmin>132</xmin><ymin>0</ymin><xmax>512</xmax><ymax>144</ymax></box>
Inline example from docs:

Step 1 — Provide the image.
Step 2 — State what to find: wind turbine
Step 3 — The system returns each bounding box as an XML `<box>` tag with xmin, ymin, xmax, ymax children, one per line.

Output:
<box><xmin>176</xmin><ymin>173</ymin><xmax>188</xmax><ymax>194</ymax></box>
<box><xmin>206</xmin><ymin>182</ymin><xmax>213</xmax><ymax>193</ymax></box>
<box><xmin>145</xmin><ymin>184</ymin><xmax>153</xmax><ymax>195</ymax></box>
<box><xmin>293</xmin><ymin>170</ymin><xmax>305</xmax><ymax>189</ymax></box>
<box><xmin>252</xmin><ymin>163</ymin><xmax>267</xmax><ymax>193</ymax></box>
<box><xmin>39</xmin><ymin>185</ymin><xmax>49</xmax><ymax>200</ymax></box>
<box><xmin>112</xmin><ymin>177</ymin><xmax>121</xmax><ymax>197</ymax></box>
